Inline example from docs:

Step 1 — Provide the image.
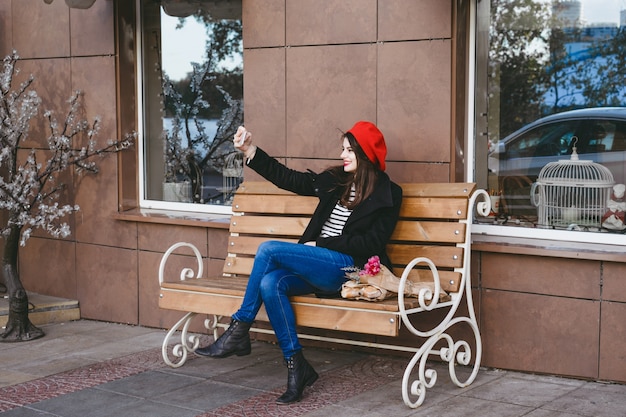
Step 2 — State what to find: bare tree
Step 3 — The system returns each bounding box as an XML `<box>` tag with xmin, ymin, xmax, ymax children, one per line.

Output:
<box><xmin>0</xmin><ymin>52</ymin><xmax>135</xmax><ymax>342</ymax></box>
<box><xmin>162</xmin><ymin>64</ymin><xmax>243</xmax><ymax>203</ymax></box>
<box><xmin>161</xmin><ymin>15</ymin><xmax>243</xmax><ymax>203</ymax></box>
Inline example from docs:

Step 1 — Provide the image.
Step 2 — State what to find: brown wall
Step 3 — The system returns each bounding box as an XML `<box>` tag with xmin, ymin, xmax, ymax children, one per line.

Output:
<box><xmin>476</xmin><ymin>251</ymin><xmax>626</xmax><ymax>383</ymax></box>
<box><xmin>3</xmin><ymin>0</ymin><xmax>458</xmax><ymax>327</ymax></box>
<box><xmin>242</xmin><ymin>0</ymin><xmax>455</xmax><ymax>183</ymax></box>
<box><xmin>2</xmin><ymin>0</ymin><xmax>625</xmax><ymax>384</ymax></box>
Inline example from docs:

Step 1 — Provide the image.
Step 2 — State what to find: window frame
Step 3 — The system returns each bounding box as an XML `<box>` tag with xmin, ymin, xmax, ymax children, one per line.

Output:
<box><xmin>134</xmin><ymin>0</ymin><xmax>240</xmax><ymax>215</ymax></box>
<box><xmin>468</xmin><ymin>0</ymin><xmax>626</xmax><ymax>247</ymax></box>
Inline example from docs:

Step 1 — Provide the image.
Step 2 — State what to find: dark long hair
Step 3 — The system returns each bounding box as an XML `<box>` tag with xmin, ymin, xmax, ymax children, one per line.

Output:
<box><xmin>326</xmin><ymin>132</ymin><xmax>381</xmax><ymax>209</ymax></box>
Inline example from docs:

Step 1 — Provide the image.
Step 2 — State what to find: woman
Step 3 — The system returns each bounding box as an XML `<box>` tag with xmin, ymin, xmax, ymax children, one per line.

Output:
<box><xmin>196</xmin><ymin>121</ymin><xmax>403</xmax><ymax>405</ymax></box>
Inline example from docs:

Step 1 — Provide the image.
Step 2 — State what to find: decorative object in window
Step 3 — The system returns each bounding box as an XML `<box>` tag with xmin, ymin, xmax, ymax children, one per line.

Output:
<box><xmin>601</xmin><ymin>184</ymin><xmax>626</xmax><ymax>231</ymax></box>
<box><xmin>531</xmin><ymin>139</ymin><xmax>614</xmax><ymax>230</ymax></box>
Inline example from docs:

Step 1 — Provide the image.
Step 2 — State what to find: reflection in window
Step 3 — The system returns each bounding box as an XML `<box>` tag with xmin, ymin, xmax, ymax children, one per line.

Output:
<box><xmin>477</xmin><ymin>0</ymin><xmax>626</xmax><ymax>232</ymax></box>
<box><xmin>140</xmin><ymin>0</ymin><xmax>243</xmax><ymax>210</ymax></box>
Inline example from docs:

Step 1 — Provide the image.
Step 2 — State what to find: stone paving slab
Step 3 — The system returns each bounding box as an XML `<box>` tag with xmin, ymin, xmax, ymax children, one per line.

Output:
<box><xmin>1</xmin><ymin>320</ymin><xmax>626</xmax><ymax>416</ymax></box>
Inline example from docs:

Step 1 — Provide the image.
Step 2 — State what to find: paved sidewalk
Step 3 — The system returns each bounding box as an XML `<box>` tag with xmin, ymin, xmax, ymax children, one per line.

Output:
<box><xmin>1</xmin><ymin>320</ymin><xmax>625</xmax><ymax>416</ymax></box>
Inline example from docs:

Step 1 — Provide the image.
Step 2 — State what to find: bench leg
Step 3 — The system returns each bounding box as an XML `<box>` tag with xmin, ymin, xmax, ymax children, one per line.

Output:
<box><xmin>401</xmin><ymin>316</ymin><xmax>482</xmax><ymax>408</ymax></box>
<box><xmin>161</xmin><ymin>312</ymin><xmax>200</xmax><ymax>368</ymax></box>
<box><xmin>202</xmin><ymin>314</ymin><xmax>223</xmax><ymax>341</ymax></box>
<box><xmin>161</xmin><ymin>313</ymin><xmax>226</xmax><ymax>367</ymax></box>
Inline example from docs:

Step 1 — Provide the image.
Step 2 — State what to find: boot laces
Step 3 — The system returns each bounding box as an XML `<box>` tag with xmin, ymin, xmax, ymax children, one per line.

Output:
<box><xmin>224</xmin><ymin>321</ymin><xmax>239</xmax><ymax>335</ymax></box>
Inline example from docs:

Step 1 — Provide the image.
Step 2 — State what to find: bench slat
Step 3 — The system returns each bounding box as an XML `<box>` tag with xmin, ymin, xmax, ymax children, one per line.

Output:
<box><xmin>399</xmin><ymin>197</ymin><xmax>468</xmax><ymax>219</ymax></box>
<box><xmin>391</xmin><ymin>220</ymin><xmax>466</xmax><ymax>243</ymax></box>
<box><xmin>163</xmin><ymin>268</ymin><xmax>461</xmax><ymax>295</ymax></box>
<box><xmin>231</xmin><ymin>215</ymin><xmax>469</xmax><ymax>242</ymax></box>
<box><xmin>160</xmin><ymin>277</ymin><xmax>427</xmax><ymax>336</ymax></box>
<box><xmin>222</xmin><ymin>256</ymin><xmax>462</xmax><ymax>293</ymax></box>
<box><xmin>388</xmin><ymin>244</ymin><xmax>464</xmax><ymax>268</ymax></box>
<box><xmin>160</xmin><ymin>287</ymin><xmax>255</xmax><ymax>320</ymax></box>
<box><xmin>228</xmin><ymin>231</ymin><xmax>464</xmax><ymax>259</ymax></box>
<box><xmin>223</xmin><ymin>256</ymin><xmax>254</xmax><ymax>275</ymax></box>
<box><xmin>233</xmin><ymin>193</ymin><xmax>471</xmax><ymax>220</ymax></box>
<box><xmin>236</xmin><ymin>182</ymin><xmax>299</xmax><ymax>195</ymax></box>
<box><xmin>163</xmin><ymin>278</ymin><xmax>419</xmax><ymax>313</ymax></box>
<box><xmin>230</xmin><ymin>216</ymin><xmax>309</xmax><ymax>236</ymax></box>
<box><xmin>290</xmin><ymin>302</ymin><xmax>400</xmax><ymax>336</ymax></box>
<box><xmin>228</xmin><ymin>236</ymin><xmax>298</xmax><ymax>255</ymax></box>
<box><xmin>399</xmin><ymin>182</ymin><xmax>476</xmax><ymax>197</ymax></box>
<box><xmin>160</xmin><ymin>286</ymin><xmax>401</xmax><ymax>336</ymax></box>
<box><xmin>237</xmin><ymin>181</ymin><xmax>476</xmax><ymax>199</ymax></box>
<box><xmin>224</xmin><ymin>246</ymin><xmax>463</xmax><ymax>276</ymax></box>
<box><xmin>233</xmin><ymin>194</ymin><xmax>317</xmax><ymax>215</ymax></box>
<box><xmin>162</xmin><ymin>277</ymin><xmax>247</xmax><ymax>294</ymax></box>
<box><xmin>394</xmin><ymin>268</ymin><xmax>462</xmax><ymax>293</ymax></box>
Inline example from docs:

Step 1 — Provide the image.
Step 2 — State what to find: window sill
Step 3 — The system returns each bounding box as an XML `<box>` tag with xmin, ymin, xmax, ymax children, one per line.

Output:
<box><xmin>114</xmin><ymin>208</ymin><xmax>230</xmax><ymax>229</ymax></box>
<box><xmin>471</xmin><ymin>234</ymin><xmax>626</xmax><ymax>263</ymax></box>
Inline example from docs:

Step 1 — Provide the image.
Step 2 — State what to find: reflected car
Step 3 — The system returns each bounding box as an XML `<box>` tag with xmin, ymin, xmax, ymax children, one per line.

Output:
<box><xmin>487</xmin><ymin>107</ymin><xmax>626</xmax><ymax>215</ymax></box>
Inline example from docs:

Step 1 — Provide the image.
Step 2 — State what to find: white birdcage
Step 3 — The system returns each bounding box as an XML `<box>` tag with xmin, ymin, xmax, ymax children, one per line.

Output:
<box><xmin>531</xmin><ymin>141</ymin><xmax>614</xmax><ymax>229</ymax></box>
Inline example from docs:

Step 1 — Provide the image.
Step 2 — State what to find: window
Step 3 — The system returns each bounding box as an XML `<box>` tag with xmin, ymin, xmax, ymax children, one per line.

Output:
<box><xmin>473</xmin><ymin>0</ymin><xmax>626</xmax><ymax>240</ymax></box>
<box><xmin>138</xmin><ymin>0</ymin><xmax>243</xmax><ymax>213</ymax></box>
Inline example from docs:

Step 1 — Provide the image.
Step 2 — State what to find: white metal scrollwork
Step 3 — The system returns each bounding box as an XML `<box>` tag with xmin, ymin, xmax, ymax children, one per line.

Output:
<box><xmin>159</xmin><ymin>242</ymin><xmax>205</xmax><ymax>367</ymax></box>
<box><xmin>161</xmin><ymin>312</ymin><xmax>199</xmax><ymax>367</ymax></box>
<box><xmin>399</xmin><ymin>188</ymin><xmax>488</xmax><ymax>408</ymax></box>
<box><xmin>204</xmin><ymin>314</ymin><xmax>222</xmax><ymax>342</ymax></box>
<box><xmin>158</xmin><ymin>242</ymin><xmax>204</xmax><ymax>285</ymax></box>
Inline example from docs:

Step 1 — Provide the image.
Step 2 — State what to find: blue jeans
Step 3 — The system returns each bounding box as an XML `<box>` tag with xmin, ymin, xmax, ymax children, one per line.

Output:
<box><xmin>231</xmin><ymin>241</ymin><xmax>353</xmax><ymax>359</ymax></box>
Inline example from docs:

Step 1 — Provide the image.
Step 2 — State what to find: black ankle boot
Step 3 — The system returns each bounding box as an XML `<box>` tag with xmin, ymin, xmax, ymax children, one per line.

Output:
<box><xmin>276</xmin><ymin>350</ymin><xmax>319</xmax><ymax>405</ymax></box>
<box><xmin>195</xmin><ymin>319</ymin><xmax>252</xmax><ymax>358</ymax></box>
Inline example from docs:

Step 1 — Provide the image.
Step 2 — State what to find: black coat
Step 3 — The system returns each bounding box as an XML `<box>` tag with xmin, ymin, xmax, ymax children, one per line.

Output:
<box><xmin>247</xmin><ymin>147</ymin><xmax>403</xmax><ymax>269</ymax></box>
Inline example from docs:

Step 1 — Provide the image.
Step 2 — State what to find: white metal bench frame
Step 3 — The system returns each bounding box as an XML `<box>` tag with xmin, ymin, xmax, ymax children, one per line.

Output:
<box><xmin>158</xmin><ymin>186</ymin><xmax>490</xmax><ymax>408</ymax></box>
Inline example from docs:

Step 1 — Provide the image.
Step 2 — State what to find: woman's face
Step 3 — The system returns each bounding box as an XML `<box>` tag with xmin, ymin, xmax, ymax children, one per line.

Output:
<box><xmin>341</xmin><ymin>137</ymin><xmax>358</xmax><ymax>172</ymax></box>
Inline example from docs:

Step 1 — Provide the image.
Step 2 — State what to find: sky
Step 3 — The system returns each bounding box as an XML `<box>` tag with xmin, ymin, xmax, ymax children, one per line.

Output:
<box><xmin>580</xmin><ymin>0</ymin><xmax>623</xmax><ymax>24</ymax></box>
<box><xmin>160</xmin><ymin>12</ymin><xmax>208</xmax><ymax>81</ymax></box>
<box><xmin>160</xmin><ymin>11</ymin><xmax>241</xmax><ymax>81</ymax></box>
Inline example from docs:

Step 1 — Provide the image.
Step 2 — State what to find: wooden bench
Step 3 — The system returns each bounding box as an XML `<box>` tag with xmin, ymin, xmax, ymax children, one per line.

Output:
<box><xmin>158</xmin><ymin>181</ymin><xmax>490</xmax><ymax>408</ymax></box>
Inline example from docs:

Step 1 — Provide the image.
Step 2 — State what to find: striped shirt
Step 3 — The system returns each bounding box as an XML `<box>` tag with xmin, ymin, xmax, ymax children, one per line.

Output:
<box><xmin>319</xmin><ymin>185</ymin><xmax>355</xmax><ymax>238</ymax></box>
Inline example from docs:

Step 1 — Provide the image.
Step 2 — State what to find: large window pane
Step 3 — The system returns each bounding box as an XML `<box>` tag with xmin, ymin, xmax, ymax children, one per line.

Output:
<box><xmin>140</xmin><ymin>0</ymin><xmax>243</xmax><ymax>210</ymax></box>
<box><xmin>477</xmin><ymin>0</ymin><xmax>626</xmax><ymax>232</ymax></box>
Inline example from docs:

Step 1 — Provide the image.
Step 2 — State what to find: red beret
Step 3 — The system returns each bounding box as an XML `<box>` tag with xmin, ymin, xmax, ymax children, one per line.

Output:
<box><xmin>347</xmin><ymin>121</ymin><xmax>387</xmax><ymax>171</ymax></box>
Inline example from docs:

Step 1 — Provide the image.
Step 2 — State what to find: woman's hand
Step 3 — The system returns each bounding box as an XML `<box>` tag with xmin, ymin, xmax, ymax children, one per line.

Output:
<box><xmin>234</xmin><ymin>126</ymin><xmax>257</xmax><ymax>160</ymax></box>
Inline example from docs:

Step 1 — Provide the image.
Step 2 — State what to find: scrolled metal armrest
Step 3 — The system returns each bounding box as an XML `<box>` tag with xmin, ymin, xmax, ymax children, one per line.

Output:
<box><xmin>158</xmin><ymin>242</ymin><xmax>204</xmax><ymax>285</ymax></box>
